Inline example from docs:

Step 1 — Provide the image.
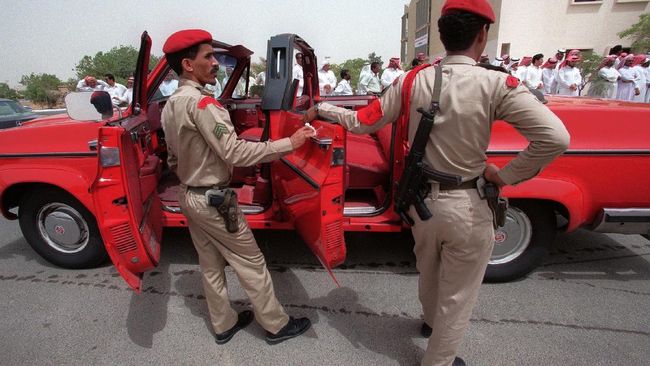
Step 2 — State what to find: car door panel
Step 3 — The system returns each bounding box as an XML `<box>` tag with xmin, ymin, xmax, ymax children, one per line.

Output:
<box><xmin>269</xmin><ymin>110</ymin><xmax>346</xmax><ymax>283</ymax></box>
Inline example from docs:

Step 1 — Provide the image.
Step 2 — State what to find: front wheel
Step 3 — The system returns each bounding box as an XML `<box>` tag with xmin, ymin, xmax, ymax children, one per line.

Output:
<box><xmin>18</xmin><ymin>188</ymin><xmax>107</xmax><ymax>269</ymax></box>
<box><xmin>484</xmin><ymin>200</ymin><xmax>556</xmax><ymax>283</ymax></box>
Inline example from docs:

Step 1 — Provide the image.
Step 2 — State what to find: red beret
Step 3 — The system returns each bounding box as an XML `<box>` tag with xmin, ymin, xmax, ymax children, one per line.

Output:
<box><xmin>441</xmin><ymin>0</ymin><xmax>496</xmax><ymax>23</ymax></box>
<box><xmin>163</xmin><ymin>29</ymin><xmax>213</xmax><ymax>54</ymax></box>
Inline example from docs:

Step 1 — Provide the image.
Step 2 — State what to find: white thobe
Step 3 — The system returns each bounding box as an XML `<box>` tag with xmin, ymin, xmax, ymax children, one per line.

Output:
<box><xmin>318</xmin><ymin>69</ymin><xmax>337</xmax><ymax>96</ymax></box>
<box><xmin>359</xmin><ymin>73</ymin><xmax>381</xmax><ymax>94</ymax></box>
<box><xmin>119</xmin><ymin>88</ymin><xmax>133</xmax><ymax>105</ymax></box>
<box><xmin>557</xmin><ymin>66</ymin><xmax>582</xmax><ymax>96</ymax></box>
<box><xmin>105</xmin><ymin>83</ymin><xmax>127</xmax><ymax>106</ymax></box>
<box><xmin>255</xmin><ymin>71</ymin><xmax>266</xmax><ymax>86</ymax></box>
<box><xmin>645</xmin><ymin>67</ymin><xmax>650</xmax><ymax>103</ymax></box>
<box><xmin>542</xmin><ymin>68</ymin><xmax>556</xmax><ymax>94</ymax></box>
<box><xmin>617</xmin><ymin>67</ymin><xmax>639</xmax><ymax>101</ymax></box>
<box><xmin>293</xmin><ymin>64</ymin><xmax>304</xmax><ymax>95</ymax></box>
<box><xmin>599</xmin><ymin>67</ymin><xmax>620</xmax><ymax>99</ymax></box>
<box><xmin>524</xmin><ymin>66</ymin><xmax>543</xmax><ymax>90</ymax></box>
<box><xmin>333</xmin><ymin>79</ymin><xmax>353</xmax><ymax>96</ymax></box>
<box><xmin>380</xmin><ymin>67</ymin><xmax>404</xmax><ymax>88</ymax></box>
<box><xmin>160</xmin><ymin>79</ymin><xmax>179</xmax><ymax>97</ymax></box>
<box><xmin>515</xmin><ymin>66</ymin><xmax>528</xmax><ymax>84</ymax></box>
<box><xmin>632</xmin><ymin>66</ymin><xmax>647</xmax><ymax>103</ymax></box>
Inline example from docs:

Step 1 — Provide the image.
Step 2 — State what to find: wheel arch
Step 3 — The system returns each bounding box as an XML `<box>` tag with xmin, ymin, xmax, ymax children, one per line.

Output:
<box><xmin>1</xmin><ymin>171</ymin><xmax>95</xmax><ymax>220</ymax></box>
<box><xmin>502</xmin><ymin>177</ymin><xmax>583</xmax><ymax>232</ymax></box>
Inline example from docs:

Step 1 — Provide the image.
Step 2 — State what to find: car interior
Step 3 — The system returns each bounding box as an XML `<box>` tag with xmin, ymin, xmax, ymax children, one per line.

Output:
<box><xmin>146</xmin><ymin>42</ymin><xmax>396</xmax><ymax>219</ymax></box>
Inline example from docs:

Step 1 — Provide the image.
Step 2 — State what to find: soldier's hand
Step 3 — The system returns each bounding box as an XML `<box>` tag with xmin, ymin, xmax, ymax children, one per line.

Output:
<box><xmin>484</xmin><ymin>163</ymin><xmax>506</xmax><ymax>188</ymax></box>
<box><xmin>302</xmin><ymin>106</ymin><xmax>318</xmax><ymax>124</ymax></box>
<box><xmin>290</xmin><ymin>126</ymin><xmax>316</xmax><ymax>149</ymax></box>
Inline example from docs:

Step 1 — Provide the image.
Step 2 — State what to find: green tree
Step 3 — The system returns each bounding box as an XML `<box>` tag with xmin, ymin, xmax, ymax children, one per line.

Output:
<box><xmin>0</xmin><ymin>83</ymin><xmax>20</xmax><ymax>99</ymax></box>
<box><xmin>251</xmin><ymin>57</ymin><xmax>266</xmax><ymax>77</ymax></box>
<box><xmin>367</xmin><ymin>52</ymin><xmax>383</xmax><ymax>65</ymax></box>
<box><xmin>75</xmin><ymin>45</ymin><xmax>161</xmax><ymax>85</ymax></box>
<box><xmin>20</xmin><ymin>73</ymin><xmax>62</xmax><ymax>107</ymax></box>
<box><xmin>579</xmin><ymin>51</ymin><xmax>605</xmax><ymax>90</ymax></box>
<box><xmin>618</xmin><ymin>12</ymin><xmax>650</xmax><ymax>54</ymax></box>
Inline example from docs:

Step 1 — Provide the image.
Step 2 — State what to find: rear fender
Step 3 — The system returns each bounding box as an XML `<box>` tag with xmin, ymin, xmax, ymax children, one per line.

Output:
<box><xmin>0</xmin><ymin>167</ymin><xmax>94</xmax><ymax>219</ymax></box>
<box><xmin>502</xmin><ymin>177</ymin><xmax>584</xmax><ymax>232</ymax></box>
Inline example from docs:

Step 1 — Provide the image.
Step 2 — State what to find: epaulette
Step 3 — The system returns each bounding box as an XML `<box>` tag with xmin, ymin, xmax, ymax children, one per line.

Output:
<box><xmin>475</xmin><ymin>63</ymin><xmax>509</xmax><ymax>74</ymax></box>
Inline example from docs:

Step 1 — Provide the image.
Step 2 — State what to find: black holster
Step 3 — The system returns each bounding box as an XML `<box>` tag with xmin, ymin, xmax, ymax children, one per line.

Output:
<box><xmin>483</xmin><ymin>182</ymin><xmax>508</xmax><ymax>229</ymax></box>
<box><xmin>206</xmin><ymin>188</ymin><xmax>239</xmax><ymax>233</ymax></box>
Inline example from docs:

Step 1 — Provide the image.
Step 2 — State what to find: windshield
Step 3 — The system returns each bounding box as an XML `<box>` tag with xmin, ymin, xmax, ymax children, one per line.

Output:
<box><xmin>0</xmin><ymin>100</ymin><xmax>28</xmax><ymax>116</ymax></box>
<box><xmin>151</xmin><ymin>52</ymin><xmax>246</xmax><ymax>102</ymax></box>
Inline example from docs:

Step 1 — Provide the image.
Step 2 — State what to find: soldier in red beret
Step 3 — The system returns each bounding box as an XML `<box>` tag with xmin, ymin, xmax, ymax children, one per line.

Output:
<box><xmin>304</xmin><ymin>1</ymin><xmax>570</xmax><ymax>364</ymax></box>
<box><xmin>160</xmin><ymin>29</ymin><xmax>315</xmax><ymax>345</ymax></box>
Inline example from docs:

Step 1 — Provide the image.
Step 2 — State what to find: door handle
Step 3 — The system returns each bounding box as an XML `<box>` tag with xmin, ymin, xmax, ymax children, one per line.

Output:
<box><xmin>311</xmin><ymin>136</ymin><xmax>332</xmax><ymax>150</ymax></box>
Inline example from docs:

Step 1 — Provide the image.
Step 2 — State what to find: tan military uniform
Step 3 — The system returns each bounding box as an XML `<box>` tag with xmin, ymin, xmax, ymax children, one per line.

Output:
<box><xmin>161</xmin><ymin>79</ymin><xmax>293</xmax><ymax>334</ymax></box>
<box><xmin>319</xmin><ymin>55</ymin><xmax>570</xmax><ymax>366</ymax></box>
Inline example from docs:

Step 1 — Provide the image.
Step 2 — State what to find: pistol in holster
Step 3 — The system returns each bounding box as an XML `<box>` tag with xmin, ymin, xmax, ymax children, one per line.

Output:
<box><xmin>205</xmin><ymin>188</ymin><xmax>239</xmax><ymax>233</ymax></box>
<box><xmin>477</xmin><ymin>176</ymin><xmax>508</xmax><ymax>229</ymax></box>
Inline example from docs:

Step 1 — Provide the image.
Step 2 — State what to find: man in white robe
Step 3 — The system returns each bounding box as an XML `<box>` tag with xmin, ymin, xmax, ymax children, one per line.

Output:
<box><xmin>542</xmin><ymin>57</ymin><xmax>558</xmax><ymax>94</ymax></box>
<box><xmin>524</xmin><ymin>55</ymin><xmax>544</xmax><ymax>91</ymax></box>
<box><xmin>631</xmin><ymin>55</ymin><xmax>648</xmax><ymax>103</ymax></box>
<box><xmin>318</xmin><ymin>57</ymin><xmax>337</xmax><ymax>96</ymax></box>
<box><xmin>293</xmin><ymin>53</ymin><xmax>304</xmax><ymax>96</ymax></box>
<box><xmin>333</xmin><ymin>69</ymin><xmax>353</xmax><ymax>96</ymax></box>
<box><xmin>587</xmin><ymin>56</ymin><xmax>619</xmax><ymax>99</ymax></box>
<box><xmin>557</xmin><ymin>54</ymin><xmax>582</xmax><ymax>96</ymax></box>
<box><xmin>617</xmin><ymin>54</ymin><xmax>639</xmax><ymax>101</ymax></box>
<box><xmin>380</xmin><ymin>57</ymin><xmax>405</xmax><ymax>89</ymax></box>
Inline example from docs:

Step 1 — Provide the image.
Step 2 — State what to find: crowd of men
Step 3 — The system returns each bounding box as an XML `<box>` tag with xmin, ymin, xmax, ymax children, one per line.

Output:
<box><xmin>76</xmin><ymin>47</ymin><xmax>649</xmax><ymax>105</ymax></box>
<box><xmin>486</xmin><ymin>47</ymin><xmax>650</xmax><ymax>102</ymax></box>
<box><xmin>76</xmin><ymin>74</ymin><xmax>135</xmax><ymax>106</ymax></box>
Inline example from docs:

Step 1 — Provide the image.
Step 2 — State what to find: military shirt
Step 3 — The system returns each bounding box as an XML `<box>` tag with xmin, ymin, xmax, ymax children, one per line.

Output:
<box><xmin>161</xmin><ymin>79</ymin><xmax>293</xmax><ymax>187</ymax></box>
<box><xmin>318</xmin><ymin>55</ymin><xmax>570</xmax><ymax>185</ymax></box>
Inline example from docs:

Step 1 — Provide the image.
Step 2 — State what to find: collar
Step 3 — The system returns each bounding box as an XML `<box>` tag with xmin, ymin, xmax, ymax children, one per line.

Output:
<box><xmin>179</xmin><ymin>79</ymin><xmax>203</xmax><ymax>90</ymax></box>
<box><xmin>441</xmin><ymin>55</ymin><xmax>477</xmax><ymax>66</ymax></box>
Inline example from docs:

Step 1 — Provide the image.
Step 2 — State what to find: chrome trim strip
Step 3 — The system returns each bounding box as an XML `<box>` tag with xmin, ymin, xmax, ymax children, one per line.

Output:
<box><xmin>0</xmin><ymin>152</ymin><xmax>97</xmax><ymax>158</ymax></box>
<box><xmin>591</xmin><ymin>208</ymin><xmax>650</xmax><ymax>235</ymax></box>
<box><xmin>344</xmin><ymin>206</ymin><xmax>380</xmax><ymax>216</ymax></box>
<box><xmin>488</xmin><ymin>149</ymin><xmax>650</xmax><ymax>156</ymax></box>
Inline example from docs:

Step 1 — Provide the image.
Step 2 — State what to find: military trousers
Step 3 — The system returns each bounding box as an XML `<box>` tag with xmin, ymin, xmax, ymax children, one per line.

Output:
<box><xmin>179</xmin><ymin>186</ymin><xmax>289</xmax><ymax>334</ymax></box>
<box><xmin>410</xmin><ymin>186</ymin><xmax>495</xmax><ymax>366</ymax></box>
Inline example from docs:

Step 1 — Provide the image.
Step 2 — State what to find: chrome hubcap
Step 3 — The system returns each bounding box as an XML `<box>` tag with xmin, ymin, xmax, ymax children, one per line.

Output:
<box><xmin>490</xmin><ymin>206</ymin><xmax>532</xmax><ymax>265</ymax></box>
<box><xmin>37</xmin><ymin>203</ymin><xmax>89</xmax><ymax>254</ymax></box>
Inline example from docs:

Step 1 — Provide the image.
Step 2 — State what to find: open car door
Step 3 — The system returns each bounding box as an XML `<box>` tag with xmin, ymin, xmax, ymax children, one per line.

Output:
<box><xmin>91</xmin><ymin>31</ymin><xmax>163</xmax><ymax>292</ymax></box>
<box><xmin>264</xmin><ymin>35</ymin><xmax>346</xmax><ymax>283</ymax></box>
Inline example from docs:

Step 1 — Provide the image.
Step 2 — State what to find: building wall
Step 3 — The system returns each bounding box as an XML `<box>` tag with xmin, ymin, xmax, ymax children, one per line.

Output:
<box><xmin>402</xmin><ymin>0</ymin><xmax>648</xmax><ymax>62</ymax></box>
<box><xmin>496</xmin><ymin>0</ymin><xmax>649</xmax><ymax>58</ymax></box>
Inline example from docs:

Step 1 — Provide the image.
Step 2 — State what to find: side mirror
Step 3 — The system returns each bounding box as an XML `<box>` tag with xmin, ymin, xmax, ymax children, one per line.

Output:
<box><xmin>65</xmin><ymin>91</ymin><xmax>115</xmax><ymax>121</ymax></box>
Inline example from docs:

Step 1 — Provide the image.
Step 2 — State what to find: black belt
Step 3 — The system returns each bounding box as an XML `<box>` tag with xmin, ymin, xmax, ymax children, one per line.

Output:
<box><xmin>438</xmin><ymin>177</ymin><xmax>479</xmax><ymax>191</ymax></box>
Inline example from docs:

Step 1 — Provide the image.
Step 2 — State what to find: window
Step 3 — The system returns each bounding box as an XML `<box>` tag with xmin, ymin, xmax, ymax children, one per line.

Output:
<box><xmin>415</xmin><ymin>0</ymin><xmax>430</xmax><ymax>29</ymax></box>
<box><xmin>571</xmin><ymin>0</ymin><xmax>603</xmax><ymax>4</ymax></box>
<box><xmin>500</xmin><ymin>43</ymin><xmax>510</xmax><ymax>57</ymax></box>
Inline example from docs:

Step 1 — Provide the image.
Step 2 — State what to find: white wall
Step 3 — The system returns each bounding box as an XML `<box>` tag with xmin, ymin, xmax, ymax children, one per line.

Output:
<box><xmin>496</xmin><ymin>0</ymin><xmax>649</xmax><ymax>58</ymax></box>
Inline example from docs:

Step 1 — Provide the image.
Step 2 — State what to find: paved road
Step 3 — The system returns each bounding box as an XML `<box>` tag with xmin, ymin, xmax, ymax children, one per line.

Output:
<box><xmin>0</xmin><ymin>217</ymin><xmax>648</xmax><ymax>365</ymax></box>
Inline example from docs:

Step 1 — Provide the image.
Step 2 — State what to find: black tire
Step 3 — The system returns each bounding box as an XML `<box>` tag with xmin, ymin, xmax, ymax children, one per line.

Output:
<box><xmin>18</xmin><ymin>188</ymin><xmax>107</xmax><ymax>269</ymax></box>
<box><xmin>484</xmin><ymin>200</ymin><xmax>555</xmax><ymax>283</ymax></box>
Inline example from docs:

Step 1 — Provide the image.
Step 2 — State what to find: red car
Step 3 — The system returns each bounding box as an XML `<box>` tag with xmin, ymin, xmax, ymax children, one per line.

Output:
<box><xmin>1</xmin><ymin>32</ymin><xmax>649</xmax><ymax>290</ymax></box>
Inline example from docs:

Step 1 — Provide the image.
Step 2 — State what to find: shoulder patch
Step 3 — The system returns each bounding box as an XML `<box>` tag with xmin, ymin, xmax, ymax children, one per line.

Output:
<box><xmin>198</xmin><ymin>96</ymin><xmax>223</xmax><ymax>110</ymax></box>
<box><xmin>506</xmin><ymin>75</ymin><xmax>520</xmax><ymax>88</ymax></box>
<box><xmin>213</xmin><ymin>122</ymin><xmax>228</xmax><ymax>139</ymax></box>
<box><xmin>357</xmin><ymin>99</ymin><xmax>384</xmax><ymax>126</ymax></box>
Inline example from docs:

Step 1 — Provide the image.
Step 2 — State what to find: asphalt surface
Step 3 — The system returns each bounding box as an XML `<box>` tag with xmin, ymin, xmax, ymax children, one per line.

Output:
<box><xmin>0</xmin><ymin>217</ymin><xmax>648</xmax><ymax>366</ymax></box>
